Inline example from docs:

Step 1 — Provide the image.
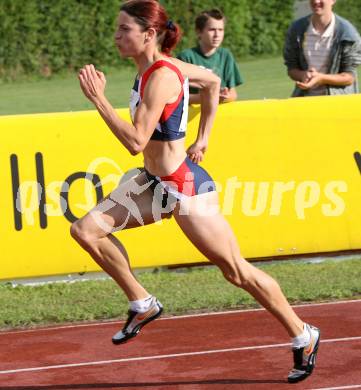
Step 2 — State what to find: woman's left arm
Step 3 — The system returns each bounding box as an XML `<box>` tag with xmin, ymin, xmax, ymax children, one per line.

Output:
<box><xmin>171</xmin><ymin>58</ymin><xmax>221</xmax><ymax>163</ymax></box>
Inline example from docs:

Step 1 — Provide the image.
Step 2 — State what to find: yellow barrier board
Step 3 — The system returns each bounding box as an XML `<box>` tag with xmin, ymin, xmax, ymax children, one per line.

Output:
<box><xmin>1</xmin><ymin>95</ymin><xmax>361</xmax><ymax>280</ymax></box>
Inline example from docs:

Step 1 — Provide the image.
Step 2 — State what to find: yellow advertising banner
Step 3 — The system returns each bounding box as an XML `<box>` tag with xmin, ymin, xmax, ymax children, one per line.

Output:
<box><xmin>1</xmin><ymin>94</ymin><xmax>360</xmax><ymax>280</ymax></box>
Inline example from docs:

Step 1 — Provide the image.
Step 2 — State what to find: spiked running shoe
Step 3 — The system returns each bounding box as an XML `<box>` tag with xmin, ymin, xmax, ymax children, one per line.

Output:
<box><xmin>112</xmin><ymin>298</ymin><xmax>163</xmax><ymax>345</ymax></box>
<box><xmin>288</xmin><ymin>324</ymin><xmax>321</xmax><ymax>383</ymax></box>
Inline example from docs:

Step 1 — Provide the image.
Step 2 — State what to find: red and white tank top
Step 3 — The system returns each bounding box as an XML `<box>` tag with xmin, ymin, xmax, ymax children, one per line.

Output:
<box><xmin>129</xmin><ymin>60</ymin><xmax>189</xmax><ymax>141</ymax></box>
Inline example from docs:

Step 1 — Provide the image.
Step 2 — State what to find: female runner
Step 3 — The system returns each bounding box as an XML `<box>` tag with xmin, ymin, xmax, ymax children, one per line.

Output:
<box><xmin>72</xmin><ymin>0</ymin><xmax>320</xmax><ymax>383</ymax></box>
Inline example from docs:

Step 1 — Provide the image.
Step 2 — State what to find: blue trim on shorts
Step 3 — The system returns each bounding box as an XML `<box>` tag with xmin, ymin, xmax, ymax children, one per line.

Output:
<box><xmin>184</xmin><ymin>157</ymin><xmax>216</xmax><ymax>195</ymax></box>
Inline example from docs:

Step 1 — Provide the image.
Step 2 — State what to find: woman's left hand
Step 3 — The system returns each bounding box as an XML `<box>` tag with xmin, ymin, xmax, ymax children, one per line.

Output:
<box><xmin>78</xmin><ymin>64</ymin><xmax>106</xmax><ymax>103</ymax></box>
<box><xmin>187</xmin><ymin>141</ymin><xmax>207</xmax><ymax>164</ymax></box>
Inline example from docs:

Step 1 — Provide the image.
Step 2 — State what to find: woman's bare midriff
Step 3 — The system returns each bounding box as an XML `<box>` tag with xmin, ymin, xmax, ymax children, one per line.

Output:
<box><xmin>142</xmin><ymin>138</ymin><xmax>187</xmax><ymax>176</ymax></box>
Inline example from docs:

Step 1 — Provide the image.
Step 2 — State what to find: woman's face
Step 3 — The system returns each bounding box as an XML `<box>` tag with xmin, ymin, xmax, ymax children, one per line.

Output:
<box><xmin>114</xmin><ymin>11</ymin><xmax>147</xmax><ymax>57</ymax></box>
<box><xmin>197</xmin><ymin>17</ymin><xmax>225</xmax><ymax>50</ymax></box>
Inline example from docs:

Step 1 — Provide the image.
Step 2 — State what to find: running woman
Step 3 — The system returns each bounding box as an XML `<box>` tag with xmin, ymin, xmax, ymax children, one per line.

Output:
<box><xmin>72</xmin><ymin>0</ymin><xmax>320</xmax><ymax>383</ymax></box>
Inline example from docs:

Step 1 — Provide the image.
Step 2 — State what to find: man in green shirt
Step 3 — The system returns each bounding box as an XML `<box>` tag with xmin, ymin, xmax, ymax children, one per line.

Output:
<box><xmin>177</xmin><ymin>9</ymin><xmax>243</xmax><ymax>104</ymax></box>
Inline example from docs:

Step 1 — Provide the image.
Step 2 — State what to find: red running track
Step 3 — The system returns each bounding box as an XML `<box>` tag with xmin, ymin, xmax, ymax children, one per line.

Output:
<box><xmin>0</xmin><ymin>300</ymin><xmax>360</xmax><ymax>390</ymax></box>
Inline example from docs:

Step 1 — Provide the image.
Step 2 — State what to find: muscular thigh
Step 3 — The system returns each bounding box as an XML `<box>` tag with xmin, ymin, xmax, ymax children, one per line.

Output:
<box><xmin>77</xmin><ymin>171</ymin><xmax>173</xmax><ymax>238</ymax></box>
<box><xmin>173</xmin><ymin>191</ymin><xmax>242</xmax><ymax>267</ymax></box>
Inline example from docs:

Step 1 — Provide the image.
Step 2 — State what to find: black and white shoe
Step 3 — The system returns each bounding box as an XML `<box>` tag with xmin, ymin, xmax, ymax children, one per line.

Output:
<box><xmin>112</xmin><ymin>298</ymin><xmax>163</xmax><ymax>345</ymax></box>
<box><xmin>288</xmin><ymin>324</ymin><xmax>321</xmax><ymax>383</ymax></box>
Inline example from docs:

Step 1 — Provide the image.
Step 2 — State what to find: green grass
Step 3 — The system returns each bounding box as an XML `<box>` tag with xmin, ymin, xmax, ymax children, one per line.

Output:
<box><xmin>2</xmin><ymin>56</ymin><xmax>360</xmax><ymax>116</ymax></box>
<box><xmin>0</xmin><ymin>258</ymin><xmax>360</xmax><ymax>329</ymax></box>
<box><xmin>0</xmin><ymin>67</ymin><xmax>136</xmax><ymax>116</ymax></box>
<box><xmin>237</xmin><ymin>56</ymin><xmax>295</xmax><ymax>100</ymax></box>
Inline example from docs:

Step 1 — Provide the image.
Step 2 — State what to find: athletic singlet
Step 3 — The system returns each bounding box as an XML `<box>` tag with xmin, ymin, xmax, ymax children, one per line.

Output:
<box><xmin>129</xmin><ymin>60</ymin><xmax>189</xmax><ymax>141</ymax></box>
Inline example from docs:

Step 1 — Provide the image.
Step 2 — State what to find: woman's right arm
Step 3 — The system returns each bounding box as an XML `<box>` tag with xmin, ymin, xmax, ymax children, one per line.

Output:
<box><xmin>78</xmin><ymin>64</ymin><xmax>178</xmax><ymax>156</ymax></box>
<box><xmin>171</xmin><ymin>58</ymin><xmax>221</xmax><ymax>163</ymax></box>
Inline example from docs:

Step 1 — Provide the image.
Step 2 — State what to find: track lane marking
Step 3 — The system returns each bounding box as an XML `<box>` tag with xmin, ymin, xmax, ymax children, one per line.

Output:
<box><xmin>0</xmin><ymin>335</ymin><xmax>360</xmax><ymax>375</ymax></box>
<box><xmin>310</xmin><ymin>385</ymin><xmax>361</xmax><ymax>390</ymax></box>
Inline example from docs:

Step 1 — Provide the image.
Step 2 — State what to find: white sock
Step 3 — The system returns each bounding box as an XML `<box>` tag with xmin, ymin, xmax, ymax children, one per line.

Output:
<box><xmin>292</xmin><ymin>323</ymin><xmax>311</xmax><ymax>349</ymax></box>
<box><xmin>129</xmin><ymin>295</ymin><xmax>153</xmax><ymax>313</ymax></box>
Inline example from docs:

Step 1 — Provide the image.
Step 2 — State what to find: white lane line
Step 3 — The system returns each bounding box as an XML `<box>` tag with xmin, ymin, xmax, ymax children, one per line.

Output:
<box><xmin>0</xmin><ymin>335</ymin><xmax>360</xmax><ymax>376</ymax></box>
<box><xmin>0</xmin><ymin>299</ymin><xmax>360</xmax><ymax>336</ymax></box>
<box><xmin>310</xmin><ymin>385</ymin><xmax>361</xmax><ymax>390</ymax></box>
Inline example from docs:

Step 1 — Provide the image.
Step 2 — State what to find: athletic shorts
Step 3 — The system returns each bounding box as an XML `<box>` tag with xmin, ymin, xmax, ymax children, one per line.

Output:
<box><xmin>144</xmin><ymin>156</ymin><xmax>216</xmax><ymax>202</ymax></box>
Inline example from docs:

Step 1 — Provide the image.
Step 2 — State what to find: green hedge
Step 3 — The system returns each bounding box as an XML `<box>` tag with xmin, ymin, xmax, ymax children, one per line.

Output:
<box><xmin>0</xmin><ymin>0</ymin><xmax>121</xmax><ymax>79</ymax></box>
<box><xmin>334</xmin><ymin>0</ymin><xmax>361</xmax><ymax>33</ymax></box>
<box><xmin>0</xmin><ymin>0</ymin><xmax>294</xmax><ymax>79</ymax></box>
<box><xmin>246</xmin><ymin>0</ymin><xmax>294</xmax><ymax>56</ymax></box>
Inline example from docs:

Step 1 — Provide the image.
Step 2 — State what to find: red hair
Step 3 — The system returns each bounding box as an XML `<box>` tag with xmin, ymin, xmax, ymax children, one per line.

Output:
<box><xmin>120</xmin><ymin>0</ymin><xmax>182</xmax><ymax>54</ymax></box>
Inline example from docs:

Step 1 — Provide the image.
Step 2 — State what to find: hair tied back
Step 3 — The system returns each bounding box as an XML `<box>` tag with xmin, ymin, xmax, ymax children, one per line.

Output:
<box><xmin>166</xmin><ymin>20</ymin><xmax>176</xmax><ymax>31</ymax></box>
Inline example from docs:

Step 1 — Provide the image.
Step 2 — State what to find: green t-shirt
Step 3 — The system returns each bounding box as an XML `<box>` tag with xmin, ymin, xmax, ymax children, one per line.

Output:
<box><xmin>177</xmin><ymin>46</ymin><xmax>243</xmax><ymax>93</ymax></box>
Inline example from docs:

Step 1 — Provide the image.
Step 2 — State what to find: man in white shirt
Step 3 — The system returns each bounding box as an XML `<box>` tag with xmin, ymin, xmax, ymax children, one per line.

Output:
<box><xmin>284</xmin><ymin>0</ymin><xmax>361</xmax><ymax>97</ymax></box>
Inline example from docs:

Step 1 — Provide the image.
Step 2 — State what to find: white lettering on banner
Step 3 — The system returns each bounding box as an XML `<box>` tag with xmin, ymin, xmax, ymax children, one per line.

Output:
<box><xmin>270</xmin><ymin>181</ymin><xmax>296</xmax><ymax>216</ymax></box>
<box><xmin>322</xmin><ymin>181</ymin><xmax>348</xmax><ymax>216</ymax></box>
<box><xmin>242</xmin><ymin>182</ymin><xmax>270</xmax><ymax>217</ymax></box>
<box><xmin>295</xmin><ymin>181</ymin><xmax>321</xmax><ymax>220</ymax></box>
<box><xmin>10</xmin><ymin>154</ymin><xmax>349</xmax><ymax>230</ymax></box>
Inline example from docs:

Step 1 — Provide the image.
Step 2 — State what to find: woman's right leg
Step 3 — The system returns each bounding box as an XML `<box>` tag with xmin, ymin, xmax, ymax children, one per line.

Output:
<box><xmin>70</xmin><ymin>172</ymin><xmax>173</xmax><ymax>343</ymax></box>
<box><xmin>70</xmin><ymin>171</ymin><xmax>172</xmax><ymax>301</ymax></box>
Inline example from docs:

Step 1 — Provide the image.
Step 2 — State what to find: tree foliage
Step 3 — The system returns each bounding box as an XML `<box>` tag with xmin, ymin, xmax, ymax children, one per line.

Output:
<box><xmin>0</xmin><ymin>0</ymin><xmax>295</xmax><ymax>79</ymax></box>
<box><xmin>334</xmin><ymin>0</ymin><xmax>361</xmax><ymax>33</ymax></box>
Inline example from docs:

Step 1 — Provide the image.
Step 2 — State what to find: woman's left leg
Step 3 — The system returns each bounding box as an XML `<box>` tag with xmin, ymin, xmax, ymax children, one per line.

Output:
<box><xmin>173</xmin><ymin>191</ymin><xmax>304</xmax><ymax>338</ymax></box>
<box><xmin>173</xmin><ymin>191</ymin><xmax>321</xmax><ymax>381</ymax></box>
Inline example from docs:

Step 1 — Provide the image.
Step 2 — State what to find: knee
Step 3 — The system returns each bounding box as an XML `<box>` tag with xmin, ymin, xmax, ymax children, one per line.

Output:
<box><xmin>70</xmin><ymin>219</ymin><xmax>95</xmax><ymax>250</ymax></box>
<box><xmin>224</xmin><ymin>271</ymin><xmax>253</xmax><ymax>289</ymax></box>
<box><xmin>220</xmin><ymin>260</ymin><xmax>253</xmax><ymax>289</ymax></box>
<box><xmin>220</xmin><ymin>258</ymin><xmax>279</xmax><ymax>293</ymax></box>
<box><xmin>234</xmin><ymin>266</ymin><xmax>278</xmax><ymax>294</ymax></box>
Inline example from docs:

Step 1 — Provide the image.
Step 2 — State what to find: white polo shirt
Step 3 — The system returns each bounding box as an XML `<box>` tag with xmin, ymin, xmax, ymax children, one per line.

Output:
<box><xmin>303</xmin><ymin>13</ymin><xmax>336</xmax><ymax>95</ymax></box>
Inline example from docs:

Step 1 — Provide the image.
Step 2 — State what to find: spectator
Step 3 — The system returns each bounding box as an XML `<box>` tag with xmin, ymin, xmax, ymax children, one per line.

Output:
<box><xmin>284</xmin><ymin>0</ymin><xmax>361</xmax><ymax>97</ymax></box>
<box><xmin>177</xmin><ymin>9</ymin><xmax>243</xmax><ymax>104</ymax></box>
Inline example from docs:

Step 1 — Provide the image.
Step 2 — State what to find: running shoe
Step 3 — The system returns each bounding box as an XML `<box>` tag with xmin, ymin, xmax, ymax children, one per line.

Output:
<box><xmin>112</xmin><ymin>297</ymin><xmax>163</xmax><ymax>345</ymax></box>
<box><xmin>288</xmin><ymin>324</ymin><xmax>321</xmax><ymax>383</ymax></box>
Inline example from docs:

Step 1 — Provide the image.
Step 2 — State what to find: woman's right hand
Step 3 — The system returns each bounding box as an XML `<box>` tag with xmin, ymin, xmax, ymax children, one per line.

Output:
<box><xmin>78</xmin><ymin>64</ymin><xmax>107</xmax><ymax>103</ymax></box>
